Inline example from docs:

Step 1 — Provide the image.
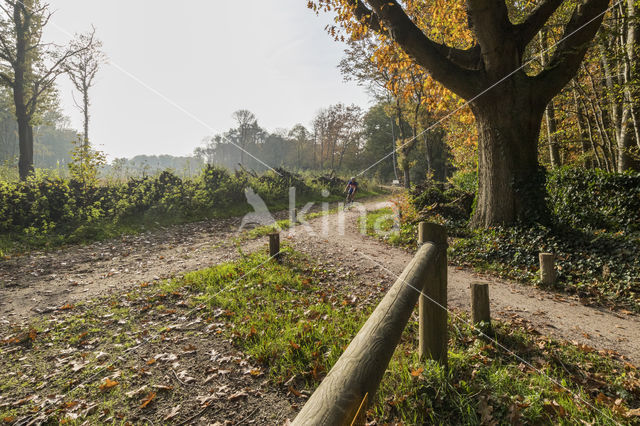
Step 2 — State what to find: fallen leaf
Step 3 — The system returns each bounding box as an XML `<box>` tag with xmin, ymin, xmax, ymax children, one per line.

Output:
<box><xmin>126</xmin><ymin>385</ymin><xmax>148</xmax><ymax>399</ymax></box>
<box><xmin>228</xmin><ymin>391</ymin><xmax>248</xmax><ymax>401</ymax></box>
<box><xmin>152</xmin><ymin>384</ymin><xmax>174</xmax><ymax>392</ymax></box>
<box><xmin>99</xmin><ymin>378</ymin><xmax>119</xmax><ymax>391</ymax></box>
<box><xmin>625</xmin><ymin>407</ymin><xmax>640</xmax><ymax>417</ymax></box>
<box><xmin>410</xmin><ymin>367</ymin><xmax>424</xmax><ymax>377</ymax></box>
<box><xmin>177</xmin><ymin>370</ymin><xmax>196</xmax><ymax>383</ymax></box>
<box><xmin>288</xmin><ymin>385</ymin><xmax>303</xmax><ymax>397</ymax></box>
<box><xmin>139</xmin><ymin>392</ymin><xmax>156</xmax><ymax>409</ymax></box>
<box><xmin>164</xmin><ymin>405</ymin><xmax>181</xmax><ymax>421</ymax></box>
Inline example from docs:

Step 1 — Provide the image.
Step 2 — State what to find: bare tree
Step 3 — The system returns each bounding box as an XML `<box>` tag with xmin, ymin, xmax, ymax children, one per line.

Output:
<box><xmin>0</xmin><ymin>0</ymin><xmax>93</xmax><ymax>179</ymax></box>
<box><xmin>64</xmin><ymin>28</ymin><xmax>106</xmax><ymax>146</ymax></box>
<box><xmin>232</xmin><ymin>109</ymin><xmax>258</xmax><ymax>166</ymax></box>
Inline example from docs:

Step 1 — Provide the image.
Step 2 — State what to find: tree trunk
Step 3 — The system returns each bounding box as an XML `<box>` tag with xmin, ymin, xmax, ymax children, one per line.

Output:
<box><xmin>17</xmin><ymin>113</ymin><xmax>33</xmax><ymax>180</ymax></box>
<box><xmin>544</xmin><ymin>102</ymin><xmax>561</xmax><ymax>167</ymax></box>
<box><xmin>83</xmin><ymin>85</ymin><xmax>90</xmax><ymax>145</ymax></box>
<box><xmin>402</xmin><ymin>164</ymin><xmax>410</xmax><ymax>188</ymax></box>
<box><xmin>573</xmin><ymin>88</ymin><xmax>593</xmax><ymax>168</ymax></box>
<box><xmin>539</xmin><ymin>31</ymin><xmax>560</xmax><ymax>168</ymax></box>
<box><xmin>471</xmin><ymin>90</ymin><xmax>548</xmax><ymax>227</ymax></box>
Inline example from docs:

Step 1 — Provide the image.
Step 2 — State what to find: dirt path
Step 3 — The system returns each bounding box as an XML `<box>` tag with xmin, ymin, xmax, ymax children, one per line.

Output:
<box><xmin>287</xmin><ymin>200</ymin><xmax>640</xmax><ymax>364</ymax></box>
<box><xmin>0</xmin><ymin>217</ymin><xmax>263</xmax><ymax>323</ymax></box>
<box><xmin>2</xmin><ymin>198</ymin><xmax>639</xmax><ymax>364</ymax></box>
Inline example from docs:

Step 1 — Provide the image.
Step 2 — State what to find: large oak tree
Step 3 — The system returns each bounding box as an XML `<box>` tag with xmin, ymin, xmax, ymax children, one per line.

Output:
<box><xmin>312</xmin><ymin>0</ymin><xmax>610</xmax><ymax>226</ymax></box>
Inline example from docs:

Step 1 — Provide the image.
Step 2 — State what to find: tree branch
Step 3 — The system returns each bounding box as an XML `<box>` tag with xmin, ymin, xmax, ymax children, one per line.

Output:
<box><xmin>350</xmin><ymin>0</ymin><xmax>482</xmax><ymax>71</ymax></box>
<box><xmin>514</xmin><ymin>0</ymin><xmax>566</xmax><ymax>50</ymax></box>
<box><xmin>0</xmin><ymin>71</ymin><xmax>13</xmax><ymax>87</ymax></box>
<box><xmin>534</xmin><ymin>0</ymin><xmax>610</xmax><ymax>103</ymax></box>
<box><xmin>354</xmin><ymin>0</ymin><xmax>480</xmax><ymax>99</ymax></box>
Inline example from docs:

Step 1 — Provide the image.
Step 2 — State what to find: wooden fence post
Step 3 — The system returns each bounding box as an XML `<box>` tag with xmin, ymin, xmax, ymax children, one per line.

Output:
<box><xmin>290</xmin><ymin>208</ymin><xmax>297</xmax><ymax>225</ymax></box>
<box><xmin>269</xmin><ymin>233</ymin><xmax>280</xmax><ymax>262</ymax></box>
<box><xmin>417</xmin><ymin>222</ymin><xmax>448</xmax><ymax>365</ymax></box>
<box><xmin>539</xmin><ymin>252</ymin><xmax>556</xmax><ymax>285</ymax></box>
<box><xmin>470</xmin><ymin>282</ymin><xmax>491</xmax><ymax>333</ymax></box>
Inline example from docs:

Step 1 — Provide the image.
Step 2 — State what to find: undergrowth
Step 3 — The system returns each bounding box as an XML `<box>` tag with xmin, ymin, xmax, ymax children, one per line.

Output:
<box><xmin>0</xmin><ymin>167</ymin><xmax>380</xmax><ymax>257</ymax></box>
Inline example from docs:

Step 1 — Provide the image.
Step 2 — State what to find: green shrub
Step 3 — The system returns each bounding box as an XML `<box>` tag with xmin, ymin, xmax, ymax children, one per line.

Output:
<box><xmin>0</xmin><ymin>167</ymin><xmax>377</xmax><ymax>254</ymax></box>
<box><xmin>547</xmin><ymin>167</ymin><xmax>640</xmax><ymax>232</ymax></box>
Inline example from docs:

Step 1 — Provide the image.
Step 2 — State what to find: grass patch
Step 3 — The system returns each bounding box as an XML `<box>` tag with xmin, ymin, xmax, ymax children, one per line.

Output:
<box><xmin>2</xmin><ymin>248</ymin><xmax>638</xmax><ymax>424</ymax></box>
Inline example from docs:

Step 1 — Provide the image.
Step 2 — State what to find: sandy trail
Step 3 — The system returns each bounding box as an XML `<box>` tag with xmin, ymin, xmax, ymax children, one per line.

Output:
<box><xmin>1</xmin><ymin>198</ymin><xmax>638</xmax><ymax>363</ymax></box>
<box><xmin>287</xmin><ymin>200</ymin><xmax>640</xmax><ymax>364</ymax></box>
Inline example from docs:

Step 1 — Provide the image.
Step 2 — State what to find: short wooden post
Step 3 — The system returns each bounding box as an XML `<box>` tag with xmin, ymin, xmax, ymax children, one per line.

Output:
<box><xmin>470</xmin><ymin>282</ymin><xmax>491</xmax><ymax>334</ymax></box>
<box><xmin>417</xmin><ymin>222</ymin><xmax>448</xmax><ymax>365</ymax></box>
<box><xmin>269</xmin><ymin>233</ymin><xmax>280</xmax><ymax>262</ymax></box>
<box><xmin>539</xmin><ymin>252</ymin><xmax>556</xmax><ymax>285</ymax></box>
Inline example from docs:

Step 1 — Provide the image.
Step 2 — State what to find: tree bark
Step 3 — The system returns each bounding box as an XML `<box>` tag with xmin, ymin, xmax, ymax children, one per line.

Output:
<box><xmin>471</xmin><ymin>81</ymin><xmax>548</xmax><ymax>226</ymax></box>
<box><xmin>17</xmin><ymin>114</ymin><xmax>33</xmax><ymax>180</ymax></box>
<box><xmin>539</xmin><ymin>31</ymin><xmax>560</xmax><ymax>168</ymax></box>
<box><xmin>402</xmin><ymin>164</ymin><xmax>410</xmax><ymax>189</ymax></box>
<box><xmin>544</xmin><ymin>102</ymin><xmax>561</xmax><ymax>168</ymax></box>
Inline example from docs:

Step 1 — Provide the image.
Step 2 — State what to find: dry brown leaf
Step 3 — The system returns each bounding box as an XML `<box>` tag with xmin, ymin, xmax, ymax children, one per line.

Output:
<box><xmin>228</xmin><ymin>391</ymin><xmax>249</xmax><ymax>401</ymax></box>
<box><xmin>626</xmin><ymin>408</ymin><xmax>640</xmax><ymax>417</ymax></box>
<box><xmin>410</xmin><ymin>367</ymin><xmax>424</xmax><ymax>377</ymax></box>
<box><xmin>99</xmin><ymin>378</ymin><xmax>119</xmax><ymax>391</ymax></box>
<box><xmin>139</xmin><ymin>392</ymin><xmax>156</xmax><ymax>409</ymax></box>
<box><xmin>288</xmin><ymin>385</ymin><xmax>303</xmax><ymax>397</ymax></box>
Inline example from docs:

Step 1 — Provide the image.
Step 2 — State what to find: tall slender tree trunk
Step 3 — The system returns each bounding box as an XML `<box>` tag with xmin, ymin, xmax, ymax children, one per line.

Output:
<box><xmin>13</xmin><ymin>2</ymin><xmax>34</xmax><ymax>180</ymax></box>
<box><xmin>617</xmin><ymin>0</ymin><xmax>640</xmax><ymax>171</ymax></box>
<box><xmin>17</xmin><ymin>113</ymin><xmax>33</xmax><ymax>180</ymax></box>
<box><xmin>539</xmin><ymin>31</ymin><xmax>560</xmax><ymax>168</ymax></box>
<box><xmin>573</xmin><ymin>89</ymin><xmax>593</xmax><ymax>168</ymax></box>
<box><xmin>544</xmin><ymin>102</ymin><xmax>561</xmax><ymax>167</ymax></box>
<box><xmin>394</xmin><ymin>100</ymin><xmax>411</xmax><ymax>189</ymax></box>
<box><xmin>83</xmin><ymin>84</ymin><xmax>90</xmax><ymax>145</ymax></box>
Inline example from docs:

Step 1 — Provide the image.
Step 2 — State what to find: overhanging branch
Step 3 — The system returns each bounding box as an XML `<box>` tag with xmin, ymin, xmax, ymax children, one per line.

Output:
<box><xmin>352</xmin><ymin>0</ymin><xmax>480</xmax><ymax>99</ymax></box>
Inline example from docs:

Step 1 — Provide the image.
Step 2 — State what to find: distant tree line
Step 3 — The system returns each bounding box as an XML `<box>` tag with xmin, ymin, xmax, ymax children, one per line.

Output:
<box><xmin>194</xmin><ymin>103</ymin><xmax>450</xmax><ymax>185</ymax></box>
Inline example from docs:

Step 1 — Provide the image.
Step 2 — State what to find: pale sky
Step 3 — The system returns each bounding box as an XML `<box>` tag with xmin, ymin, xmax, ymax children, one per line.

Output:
<box><xmin>44</xmin><ymin>1</ymin><xmax>372</xmax><ymax>159</ymax></box>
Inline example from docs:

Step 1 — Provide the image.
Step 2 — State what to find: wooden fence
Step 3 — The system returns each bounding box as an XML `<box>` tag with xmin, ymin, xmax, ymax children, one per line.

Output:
<box><xmin>292</xmin><ymin>222</ymin><xmax>448</xmax><ymax>425</ymax></box>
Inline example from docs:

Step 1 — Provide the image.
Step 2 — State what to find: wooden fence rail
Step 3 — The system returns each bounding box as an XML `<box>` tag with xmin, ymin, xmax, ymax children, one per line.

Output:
<box><xmin>292</xmin><ymin>223</ymin><xmax>448</xmax><ymax>425</ymax></box>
